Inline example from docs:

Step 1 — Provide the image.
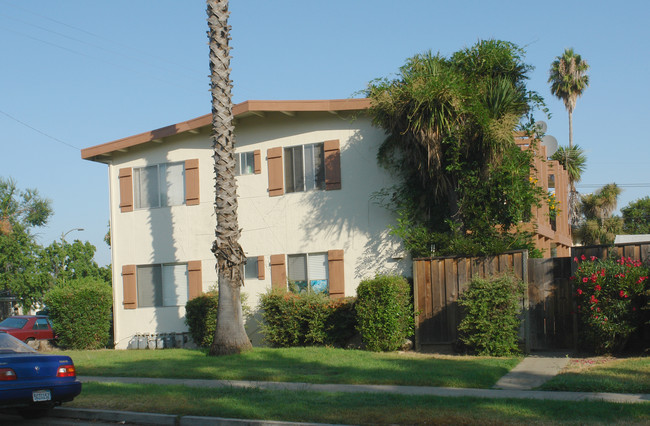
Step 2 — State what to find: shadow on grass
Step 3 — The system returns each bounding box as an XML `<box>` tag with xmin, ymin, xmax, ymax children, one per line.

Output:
<box><xmin>72</xmin><ymin>381</ymin><xmax>650</xmax><ymax>425</ymax></box>
<box><xmin>66</xmin><ymin>347</ymin><xmax>520</xmax><ymax>389</ymax></box>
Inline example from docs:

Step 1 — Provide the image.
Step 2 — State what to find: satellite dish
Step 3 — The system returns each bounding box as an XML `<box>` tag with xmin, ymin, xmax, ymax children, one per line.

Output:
<box><xmin>534</xmin><ymin>121</ymin><xmax>547</xmax><ymax>134</ymax></box>
<box><xmin>540</xmin><ymin>135</ymin><xmax>558</xmax><ymax>157</ymax></box>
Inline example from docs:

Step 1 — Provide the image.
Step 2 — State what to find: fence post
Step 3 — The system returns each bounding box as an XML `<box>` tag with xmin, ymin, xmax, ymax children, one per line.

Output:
<box><xmin>522</xmin><ymin>250</ymin><xmax>531</xmax><ymax>354</ymax></box>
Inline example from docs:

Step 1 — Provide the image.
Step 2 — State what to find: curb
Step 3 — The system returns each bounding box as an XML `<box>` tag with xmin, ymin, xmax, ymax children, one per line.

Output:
<box><xmin>52</xmin><ymin>407</ymin><xmax>340</xmax><ymax>426</ymax></box>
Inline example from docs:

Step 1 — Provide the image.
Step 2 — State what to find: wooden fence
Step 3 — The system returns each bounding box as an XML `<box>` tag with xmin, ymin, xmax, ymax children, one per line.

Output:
<box><xmin>413</xmin><ymin>243</ymin><xmax>650</xmax><ymax>353</ymax></box>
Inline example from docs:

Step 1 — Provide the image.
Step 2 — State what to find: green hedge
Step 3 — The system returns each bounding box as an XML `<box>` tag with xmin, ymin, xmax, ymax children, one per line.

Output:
<box><xmin>355</xmin><ymin>275</ymin><xmax>415</xmax><ymax>352</ymax></box>
<box><xmin>43</xmin><ymin>277</ymin><xmax>112</xmax><ymax>350</ymax></box>
<box><xmin>184</xmin><ymin>291</ymin><xmax>251</xmax><ymax>348</ymax></box>
<box><xmin>184</xmin><ymin>291</ymin><xmax>219</xmax><ymax>348</ymax></box>
<box><xmin>259</xmin><ymin>291</ymin><xmax>356</xmax><ymax>347</ymax></box>
<box><xmin>457</xmin><ymin>274</ymin><xmax>525</xmax><ymax>356</ymax></box>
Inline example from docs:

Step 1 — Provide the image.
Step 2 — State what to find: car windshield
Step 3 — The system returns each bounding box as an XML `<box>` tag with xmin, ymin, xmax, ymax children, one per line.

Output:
<box><xmin>0</xmin><ymin>317</ymin><xmax>28</xmax><ymax>329</ymax></box>
<box><xmin>0</xmin><ymin>332</ymin><xmax>36</xmax><ymax>353</ymax></box>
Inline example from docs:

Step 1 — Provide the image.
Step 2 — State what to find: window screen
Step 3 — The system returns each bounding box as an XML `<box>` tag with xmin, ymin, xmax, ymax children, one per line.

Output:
<box><xmin>134</xmin><ymin>162</ymin><xmax>185</xmax><ymax>209</ymax></box>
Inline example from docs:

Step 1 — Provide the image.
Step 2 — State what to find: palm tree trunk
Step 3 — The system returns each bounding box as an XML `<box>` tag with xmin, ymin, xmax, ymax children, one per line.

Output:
<box><xmin>568</xmin><ymin>110</ymin><xmax>573</xmax><ymax>149</ymax></box>
<box><xmin>206</xmin><ymin>0</ymin><xmax>252</xmax><ymax>356</ymax></box>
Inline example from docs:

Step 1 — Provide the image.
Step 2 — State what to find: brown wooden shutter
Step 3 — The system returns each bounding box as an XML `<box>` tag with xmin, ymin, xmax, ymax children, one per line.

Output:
<box><xmin>270</xmin><ymin>254</ymin><xmax>286</xmax><ymax>290</ymax></box>
<box><xmin>118</xmin><ymin>168</ymin><xmax>134</xmax><ymax>213</ymax></box>
<box><xmin>328</xmin><ymin>250</ymin><xmax>345</xmax><ymax>299</ymax></box>
<box><xmin>324</xmin><ymin>140</ymin><xmax>342</xmax><ymax>190</ymax></box>
<box><xmin>267</xmin><ymin>147</ymin><xmax>284</xmax><ymax>197</ymax></box>
<box><xmin>254</xmin><ymin>150</ymin><xmax>262</xmax><ymax>174</ymax></box>
<box><xmin>122</xmin><ymin>264</ymin><xmax>137</xmax><ymax>309</ymax></box>
<box><xmin>185</xmin><ymin>159</ymin><xmax>200</xmax><ymax>206</ymax></box>
<box><xmin>188</xmin><ymin>261</ymin><xmax>203</xmax><ymax>300</ymax></box>
<box><xmin>257</xmin><ymin>256</ymin><xmax>265</xmax><ymax>280</ymax></box>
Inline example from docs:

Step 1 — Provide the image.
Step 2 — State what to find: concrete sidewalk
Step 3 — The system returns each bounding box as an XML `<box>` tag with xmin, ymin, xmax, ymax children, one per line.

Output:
<box><xmin>49</xmin><ymin>361</ymin><xmax>649</xmax><ymax>426</ymax></box>
<box><xmin>493</xmin><ymin>352</ymin><xmax>571</xmax><ymax>390</ymax></box>
<box><xmin>78</xmin><ymin>373</ymin><xmax>649</xmax><ymax>404</ymax></box>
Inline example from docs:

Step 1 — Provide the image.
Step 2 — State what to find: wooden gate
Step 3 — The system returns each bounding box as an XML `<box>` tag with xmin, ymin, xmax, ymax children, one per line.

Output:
<box><xmin>527</xmin><ymin>257</ymin><xmax>574</xmax><ymax>350</ymax></box>
<box><xmin>413</xmin><ymin>251</ymin><xmax>529</xmax><ymax>352</ymax></box>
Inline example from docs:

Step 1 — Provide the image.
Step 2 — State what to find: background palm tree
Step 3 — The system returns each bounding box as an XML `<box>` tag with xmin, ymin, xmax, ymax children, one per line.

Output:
<box><xmin>548</xmin><ymin>49</ymin><xmax>589</xmax><ymax>227</ymax></box>
<box><xmin>576</xmin><ymin>183</ymin><xmax>622</xmax><ymax>245</ymax></box>
<box><xmin>548</xmin><ymin>48</ymin><xmax>590</xmax><ymax>149</ymax></box>
<box><xmin>207</xmin><ymin>0</ymin><xmax>252</xmax><ymax>356</ymax></box>
<box><xmin>551</xmin><ymin>145</ymin><xmax>586</xmax><ymax>226</ymax></box>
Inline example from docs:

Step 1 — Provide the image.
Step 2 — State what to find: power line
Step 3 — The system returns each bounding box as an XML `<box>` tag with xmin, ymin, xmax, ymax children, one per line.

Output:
<box><xmin>0</xmin><ymin>109</ymin><xmax>79</xmax><ymax>151</ymax></box>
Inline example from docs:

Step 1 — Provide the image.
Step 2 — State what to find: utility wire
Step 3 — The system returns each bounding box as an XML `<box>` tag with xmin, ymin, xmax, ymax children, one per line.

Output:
<box><xmin>0</xmin><ymin>109</ymin><xmax>80</xmax><ymax>151</ymax></box>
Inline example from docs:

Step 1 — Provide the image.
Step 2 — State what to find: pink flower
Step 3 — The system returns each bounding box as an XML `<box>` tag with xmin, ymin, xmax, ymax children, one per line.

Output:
<box><xmin>577</xmin><ymin>288</ymin><xmax>583</xmax><ymax>295</ymax></box>
<box><xmin>573</xmin><ymin>257</ymin><xmax>579</xmax><ymax>263</ymax></box>
<box><xmin>590</xmin><ymin>256</ymin><xmax>597</xmax><ymax>261</ymax></box>
<box><xmin>594</xmin><ymin>285</ymin><xmax>601</xmax><ymax>291</ymax></box>
<box><xmin>590</xmin><ymin>295</ymin><xmax>598</xmax><ymax>304</ymax></box>
<box><xmin>619</xmin><ymin>290</ymin><xmax>626</xmax><ymax>298</ymax></box>
<box><xmin>600</xmin><ymin>269</ymin><xmax>606</xmax><ymax>277</ymax></box>
<box><xmin>581</xmin><ymin>254</ymin><xmax>587</xmax><ymax>261</ymax></box>
<box><xmin>582</xmin><ymin>277</ymin><xmax>589</xmax><ymax>283</ymax></box>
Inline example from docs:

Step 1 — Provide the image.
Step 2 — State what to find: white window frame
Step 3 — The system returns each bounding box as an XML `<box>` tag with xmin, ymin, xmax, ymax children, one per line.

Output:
<box><xmin>235</xmin><ymin>152</ymin><xmax>256</xmax><ymax>176</ymax></box>
<box><xmin>136</xmin><ymin>263</ymin><xmax>189</xmax><ymax>308</ymax></box>
<box><xmin>133</xmin><ymin>162</ymin><xmax>185</xmax><ymax>209</ymax></box>
<box><xmin>284</xmin><ymin>143</ymin><xmax>325</xmax><ymax>193</ymax></box>
<box><xmin>242</xmin><ymin>257</ymin><xmax>258</xmax><ymax>280</ymax></box>
<box><xmin>287</xmin><ymin>252</ymin><xmax>328</xmax><ymax>294</ymax></box>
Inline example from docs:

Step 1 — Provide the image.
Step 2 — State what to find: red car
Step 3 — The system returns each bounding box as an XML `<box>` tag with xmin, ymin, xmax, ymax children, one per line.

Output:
<box><xmin>0</xmin><ymin>316</ymin><xmax>55</xmax><ymax>343</ymax></box>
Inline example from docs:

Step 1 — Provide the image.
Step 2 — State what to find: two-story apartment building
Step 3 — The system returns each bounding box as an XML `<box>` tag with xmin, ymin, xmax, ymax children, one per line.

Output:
<box><xmin>82</xmin><ymin>98</ymin><xmax>571</xmax><ymax>349</ymax></box>
<box><xmin>82</xmin><ymin>99</ymin><xmax>411</xmax><ymax>348</ymax></box>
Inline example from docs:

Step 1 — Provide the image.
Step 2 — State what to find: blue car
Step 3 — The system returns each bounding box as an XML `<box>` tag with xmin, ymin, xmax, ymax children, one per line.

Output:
<box><xmin>0</xmin><ymin>332</ymin><xmax>82</xmax><ymax>418</ymax></box>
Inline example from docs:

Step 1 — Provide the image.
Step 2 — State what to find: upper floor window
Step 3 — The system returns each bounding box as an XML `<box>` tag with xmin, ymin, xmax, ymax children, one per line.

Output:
<box><xmin>133</xmin><ymin>162</ymin><xmax>185</xmax><ymax>209</ymax></box>
<box><xmin>235</xmin><ymin>152</ymin><xmax>256</xmax><ymax>176</ymax></box>
<box><xmin>284</xmin><ymin>143</ymin><xmax>325</xmax><ymax>193</ymax></box>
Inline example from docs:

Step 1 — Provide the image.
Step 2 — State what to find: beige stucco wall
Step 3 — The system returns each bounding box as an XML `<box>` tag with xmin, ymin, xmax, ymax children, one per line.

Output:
<box><xmin>108</xmin><ymin>111</ymin><xmax>410</xmax><ymax>349</ymax></box>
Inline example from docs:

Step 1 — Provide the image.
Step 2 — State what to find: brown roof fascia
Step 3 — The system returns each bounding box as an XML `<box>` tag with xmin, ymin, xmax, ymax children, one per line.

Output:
<box><xmin>81</xmin><ymin>98</ymin><xmax>371</xmax><ymax>161</ymax></box>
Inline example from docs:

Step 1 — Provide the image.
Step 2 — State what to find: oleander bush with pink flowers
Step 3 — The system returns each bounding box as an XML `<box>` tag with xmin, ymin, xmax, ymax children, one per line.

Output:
<box><xmin>572</xmin><ymin>254</ymin><xmax>650</xmax><ymax>354</ymax></box>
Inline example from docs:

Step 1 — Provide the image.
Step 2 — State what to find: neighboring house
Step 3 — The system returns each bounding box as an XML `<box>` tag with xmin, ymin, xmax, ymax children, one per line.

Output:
<box><xmin>82</xmin><ymin>99</ymin><xmax>410</xmax><ymax>349</ymax></box>
<box><xmin>516</xmin><ymin>136</ymin><xmax>572</xmax><ymax>257</ymax></box>
<box><xmin>82</xmin><ymin>98</ymin><xmax>571</xmax><ymax>349</ymax></box>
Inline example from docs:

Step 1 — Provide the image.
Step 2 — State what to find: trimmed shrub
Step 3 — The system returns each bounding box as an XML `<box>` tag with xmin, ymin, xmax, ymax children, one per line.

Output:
<box><xmin>185</xmin><ymin>291</ymin><xmax>219</xmax><ymax>348</ymax></box>
<box><xmin>457</xmin><ymin>274</ymin><xmax>525</xmax><ymax>356</ymax></box>
<box><xmin>259</xmin><ymin>290</ymin><xmax>356</xmax><ymax>347</ymax></box>
<box><xmin>355</xmin><ymin>275</ymin><xmax>415</xmax><ymax>352</ymax></box>
<box><xmin>184</xmin><ymin>291</ymin><xmax>251</xmax><ymax>348</ymax></box>
<box><xmin>43</xmin><ymin>277</ymin><xmax>112</xmax><ymax>350</ymax></box>
<box><xmin>572</xmin><ymin>255</ymin><xmax>650</xmax><ymax>354</ymax></box>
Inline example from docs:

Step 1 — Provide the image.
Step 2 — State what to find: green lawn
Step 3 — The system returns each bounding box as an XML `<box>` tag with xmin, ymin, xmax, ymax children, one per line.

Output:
<box><xmin>64</xmin><ymin>347</ymin><xmax>520</xmax><ymax>389</ymax></box>
<box><xmin>69</xmin><ymin>382</ymin><xmax>650</xmax><ymax>425</ymax></box>
<box><xmin>541</xmin><ymin>356</ymin><xmax>650</xmax><ymax>393</ymax></box>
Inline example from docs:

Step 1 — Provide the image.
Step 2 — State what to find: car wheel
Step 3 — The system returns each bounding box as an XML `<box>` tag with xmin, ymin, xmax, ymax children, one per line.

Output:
<box><xmin>19</xmin><ymin>407</ymin><xmax>51</xmax><ymax>419</ymax></box>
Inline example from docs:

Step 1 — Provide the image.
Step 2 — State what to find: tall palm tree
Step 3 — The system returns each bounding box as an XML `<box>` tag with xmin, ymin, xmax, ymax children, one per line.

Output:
<box><xmin>548</xmin><ymin>48</ymin><xmax>590</xmax><ymax>149</ymax></box>
<box><xmin>549</xmin><ymin>49</ymin><xmax>589</xmax><ymax>227</ymax></box>
<box><xmin>207</xmin><ymin>0</ymin><xmax>252</xmax><ymax>356</ymax></box>
<box><xmin>551</xmin><ymin>145</ymin><xmax>586</xmax><ymax>226</ymax></box>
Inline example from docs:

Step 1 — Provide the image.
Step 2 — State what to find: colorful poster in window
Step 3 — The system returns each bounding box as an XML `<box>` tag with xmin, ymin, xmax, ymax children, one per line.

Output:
<box><xmin>310</xmin><ymin>279</ymin><xmax>328</xmax><ymax>294</ymax></box>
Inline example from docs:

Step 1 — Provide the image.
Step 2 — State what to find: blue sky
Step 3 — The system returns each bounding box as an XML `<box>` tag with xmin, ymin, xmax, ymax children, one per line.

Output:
<box><xmin>1</xmin><ymin>0</ymin><xmax>648</xmax><ymax>266</ymax></box>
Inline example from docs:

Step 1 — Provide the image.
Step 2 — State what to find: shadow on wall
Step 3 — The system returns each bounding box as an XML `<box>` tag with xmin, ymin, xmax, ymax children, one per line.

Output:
<box><xmin>299</xmin><ymin>129</ymin><xmax>411</xmax><ymax>281</ymax></box>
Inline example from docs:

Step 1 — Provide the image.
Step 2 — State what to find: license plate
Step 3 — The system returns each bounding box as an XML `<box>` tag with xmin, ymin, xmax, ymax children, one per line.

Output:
<box><xmin>32</xmin><ymin>390</ymin><xmax>51</xmax><ymax>402</ymax></box>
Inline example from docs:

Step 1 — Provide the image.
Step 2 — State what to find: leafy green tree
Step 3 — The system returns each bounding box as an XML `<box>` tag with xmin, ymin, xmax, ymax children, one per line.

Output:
<box><xmin>0</xmin><ymin>178</ymin><xmax>52</xmax><ymax>309</ymax></box>
<box><xmin>621</xmin><ymin>197</ymin><xmax>650</xmax><ymax>234</ymax></box>
<box><xmin>367</xmin><ymin>40</ymin><xmax>545</xmax><ymax>257</ymax></box>
<box><xmin>576</xmin><ymin>183</ymin><xmax>623</xmax><ymax>245</ymax></box>
<box><xmin>40</xmin><ymin>239</ymin><xmax>111</xmax><ymax>286</ymax></box>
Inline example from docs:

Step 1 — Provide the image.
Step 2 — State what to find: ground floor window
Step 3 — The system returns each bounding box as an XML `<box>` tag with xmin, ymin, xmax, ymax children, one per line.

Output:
<box><xmin>136</xmin><ymin>263</ymin><xmax>188</xmax><ymax>307</ymax></box>
<box><xmin>287</xmin><ymin>252</ymin><xmax>328</xmax><ymax>294</ymax></box>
